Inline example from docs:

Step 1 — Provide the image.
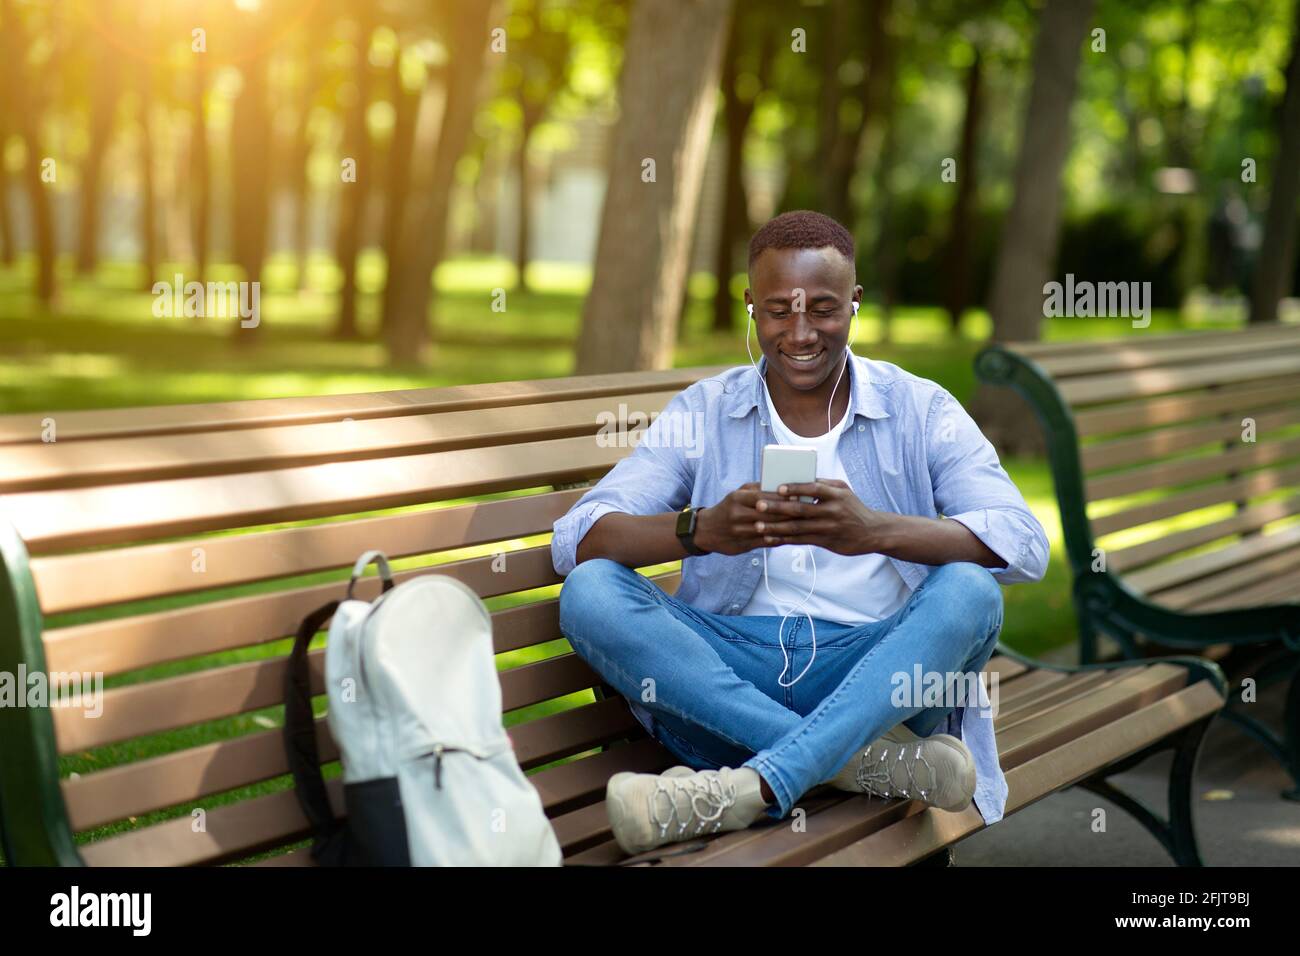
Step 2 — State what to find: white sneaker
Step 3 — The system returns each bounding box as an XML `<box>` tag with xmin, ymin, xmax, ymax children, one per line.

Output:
<box><xmin>825</xmin><ymin>723</ymin><xmax>976</xmax><ymax>812</ymax></box>
<box><xmin>605</xmin><ymin>766</ymin><xmax>770</xmax><ymax>855</ymax></box>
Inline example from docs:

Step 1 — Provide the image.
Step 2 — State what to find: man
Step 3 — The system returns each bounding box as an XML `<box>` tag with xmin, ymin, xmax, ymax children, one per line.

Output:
<box><xmin>552</xmin><ymin>210</ymin><xmax>1049</xmax><ymax>856</ymax></box>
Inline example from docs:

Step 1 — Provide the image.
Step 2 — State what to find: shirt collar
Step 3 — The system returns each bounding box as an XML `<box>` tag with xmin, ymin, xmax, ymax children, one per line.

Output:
<box><xmin>727</xmin><ymin>352</ymin><xmax>891</xmax><ymax>421</ymax></box>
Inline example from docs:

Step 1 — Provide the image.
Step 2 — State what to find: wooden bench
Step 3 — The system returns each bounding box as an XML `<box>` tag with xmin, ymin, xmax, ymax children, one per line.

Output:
<box><xmin>975</xmin><ymin>322</ymin><xmax>1300</xmax><ymax>799</ymax></box>
<box><xmin>0</xmin><ymin>367</ymin><xmax>1225</xmax><ymax>866</ymax></box>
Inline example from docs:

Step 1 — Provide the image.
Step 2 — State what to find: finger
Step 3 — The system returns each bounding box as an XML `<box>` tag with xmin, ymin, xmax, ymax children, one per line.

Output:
<box><xmin>778</xmin><ymin>481</ymin><xmax>842</xmax><ymax>500</ymax></box>
<box><xmin>762</xmin><ymin>534</ymin><xmax>831</xmax><ymax>547</ymax></box>
<box><xmin>756</xmin><ymin>519</ymin><xmax>837</xmax><ymax>535</ymax></box>
<box><xmin>754</xmin><ymin>496</ymin><xmax>814</xmax><ymax>516</ymax></box>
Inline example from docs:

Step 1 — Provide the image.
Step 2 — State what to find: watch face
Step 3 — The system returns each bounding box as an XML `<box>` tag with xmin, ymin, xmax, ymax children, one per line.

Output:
<box><xmin>676</xmin><ymin>507</ymin><xmax>694</xmax><ymax>537</ymax></box>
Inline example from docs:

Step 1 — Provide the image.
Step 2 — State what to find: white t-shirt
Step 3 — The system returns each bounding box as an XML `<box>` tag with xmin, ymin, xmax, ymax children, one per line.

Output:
<box><xmin>741</xmin><ymin>385</ymin><xmax>912</xmax><ymax>625</ymax></box>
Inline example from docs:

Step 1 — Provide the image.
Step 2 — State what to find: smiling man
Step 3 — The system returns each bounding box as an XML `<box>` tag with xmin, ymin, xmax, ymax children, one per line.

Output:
<box><xmin>552</xmin><ymin>210</ymin><xmax>1049</xmax><ymax>856</ymax></box>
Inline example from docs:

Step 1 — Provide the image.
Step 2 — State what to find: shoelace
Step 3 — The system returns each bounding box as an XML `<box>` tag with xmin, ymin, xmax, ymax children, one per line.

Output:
<box><xmin>853</xmin><ymin>740</ymin><xmax>937</xmax><ymax>803</ymax></box>
<box><xmin>648</xmin><ymin>772</ymin><xmax>739</xmax><ymax>840</ymax></box>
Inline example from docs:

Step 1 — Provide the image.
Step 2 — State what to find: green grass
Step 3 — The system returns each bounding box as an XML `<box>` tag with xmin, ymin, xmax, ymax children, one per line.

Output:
<box><xmin>0</xmin><ymin>253</ymin><xmax>1236</xmax><ymax>858</ymax></box>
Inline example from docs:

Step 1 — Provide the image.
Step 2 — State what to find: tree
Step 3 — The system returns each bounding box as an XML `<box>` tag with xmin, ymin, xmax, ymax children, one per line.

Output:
<box><xmin>334</xmin><ymin>8</ymin><xmax>377</xmax><ymax>340</ymax></box>
<box><xmin>191</xmin><ymin>60</ymin><xmax>211</xmax><ymax>283</ymax></box>
<box><xmin>505</xmin><ymin>0</ymin><xmax>572</xmax><ymax>294</ymax></box>
<box><xmin>574</xmin><ymin>0</ymin><xmax>734</xmax><ymax>373</ymax></box>
<box><xmin>383</xmin><ymin>0</ymin><xmax>503</xmax><ymax>363</ymax></box>
<box><xmin>711</xmin><ymin>9</ymin><xmax>774</xmax><ymax>332</ymax></box>
<box><xmin>376</xmin><ymin>45</ymin><xmax>421</xmax><ymax>340</ymax></box>
<box><xmin>973</xmin><ymin>0</ymin><xmax>1096</xmax><ymax>453</ymax></box>
<box><xmin>229</xmin><ymin>3</ymin><xmax>273</xmax><ymax>339</ymax></box>
<box><xmin>136</xmin><ymin>19</ymin><xmax>158</xmax><ymax>293</ymax></box>
<box><xmin>942</xmin><ymin>47</ymin><xmax>982</xmax><ymax>334</ymax></box>
<box><xmin>1249</xmin><ymin>0</ymin><xmax>1300</xmax><ymax>325</ymax></box>
<box><xmin>0</xmin><ymin>0</ymin><xmax>57</xmax><ymax>303</ymax></box>
<box><xmin>76</xmin><ymin>42</ymin><xmax>120</xmax><ymax>275</ymax></box>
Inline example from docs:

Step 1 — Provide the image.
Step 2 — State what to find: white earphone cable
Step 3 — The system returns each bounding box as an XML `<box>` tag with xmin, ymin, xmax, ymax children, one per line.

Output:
<box><xmin>744</xmin><ymin>299</ymin><xmax>859</xmax><ymax>688</ymax></box>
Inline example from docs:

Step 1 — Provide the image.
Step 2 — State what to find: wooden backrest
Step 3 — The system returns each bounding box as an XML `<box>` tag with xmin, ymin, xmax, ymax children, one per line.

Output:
<box><xmin>986</xmin><ymin>324</ymin><xmax>1300</xmax><ymax>613</ymax></box>
<box><xmin>0</xmin><ymin>366</ymin><xmax>723</xmax><ymax>865</ymax></box>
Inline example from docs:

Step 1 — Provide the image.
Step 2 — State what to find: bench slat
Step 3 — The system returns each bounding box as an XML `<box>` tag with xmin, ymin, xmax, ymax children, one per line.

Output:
<box><xmin>1084</xmin><ymin>433</ymin><xmax>1300</xmax><ymax>502</ymax></box>
<box><xmin>1003</xmin><ymin>323</ymin><xmax>1298</xmax><ymax>359</ymax></box>
<box><xmin>1107</xmin><ymin>494</ymin><xmax>1300</xmax><ymax>572</ymax></box>
<box><xmin>1033</xmin><ymin>326</ymin><xmax>1300</xmax><ymax>378</ymax></box>
<box><xmin>10</xmin><ymin>432</ymin><xmax>632</xmax><ymax>553</ymax></box>
<box><xmin>1081</xmin><ymin>404</ymin><xmax>1300</xmax><ymax>473</ymax></box>
<box><xmin>63</xmin><ymin>697</ymin><xmax>655</xmax><ymax>833</ymax></box>
<box><xmin>1074</xmin><ymin>378</ymin><xmax>1300</xmax><ymax>438</ymax></box>
<box><xmin>52</xmin><ymin>643</ymin><xmax>603</xmax><ymax>754</ymax></box>
<box><xmin>42</xmin><ymin>546</ymin><xmax>562</xmax><ymax>676</ymax></box>
<box><xmin>1058</xmin><ymin>353</ymin><xmax>1300</xmax><ymax>406</ymax></box>
<box><xmin>1153</xmin><ymin>543</ymin><xmax>1300</xmax><ymax>610</ymax></box>
<box><xmin>31</xmin><ymin>490</ymin><xmax>582</xmax><ymax>615</ymax></box>
<box><xmin>0</xmin><ymin>367</ymin><xmax>722</xmax><ymax>445</ymax></box>
<box><xmin>0</xmin><ymin>392</ymin><xmax>675</xmax><ymax>493</ymax></box>
<box><xmin>1089</xmin><ymin>462</ymin><xmax>1300</xmax><ymax>537</ymax></box>
<box><xmin>1126</xmin><ymin>522</ymin><xmax>1300</xmax><ymax>596</ymax></box>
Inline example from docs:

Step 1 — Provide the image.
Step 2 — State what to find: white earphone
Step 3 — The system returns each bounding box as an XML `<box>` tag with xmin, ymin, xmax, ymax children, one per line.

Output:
<box><xmin>743</xmin><ymin>296</ymin><xmax>860</xmax><ymax>687</ymax></box>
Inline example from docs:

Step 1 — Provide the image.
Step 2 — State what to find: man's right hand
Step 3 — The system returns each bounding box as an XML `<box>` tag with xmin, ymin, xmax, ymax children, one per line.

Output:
<box><xmin>694</xmin><ymin>482</ymin><xmax>780</xmax><ymax>555</ymax></box>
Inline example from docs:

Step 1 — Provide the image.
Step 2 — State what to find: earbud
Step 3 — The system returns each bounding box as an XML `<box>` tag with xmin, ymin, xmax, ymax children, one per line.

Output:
<box><xmin>852</xmin><ymin>301</ymin><xmax>859</xmax><ymax>314</ymax></box>
<box><xmin>747</xmin><ymin>303</ymin><xmax>754</xmax><ymax>319</ymax></box>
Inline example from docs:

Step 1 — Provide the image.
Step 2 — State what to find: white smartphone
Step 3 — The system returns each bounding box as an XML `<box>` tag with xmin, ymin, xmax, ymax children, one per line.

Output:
<box><xmin>760</xmin><ymin>445</ymin><xmax>818</xmax><ymax>503</ymax></box>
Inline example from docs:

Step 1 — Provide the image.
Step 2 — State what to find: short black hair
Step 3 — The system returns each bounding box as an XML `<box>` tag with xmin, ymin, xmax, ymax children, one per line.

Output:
<box><xmin>747</xmin><ymin>210</ymin><xmax>855</xmax><ymax>271</ymax></box>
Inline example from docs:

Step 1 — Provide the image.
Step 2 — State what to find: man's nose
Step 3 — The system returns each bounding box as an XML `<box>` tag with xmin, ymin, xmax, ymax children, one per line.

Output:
<box><xmin>790</xmin><ymin>311</ymin><xmax>819</xmax><ymax>345</ymax></box>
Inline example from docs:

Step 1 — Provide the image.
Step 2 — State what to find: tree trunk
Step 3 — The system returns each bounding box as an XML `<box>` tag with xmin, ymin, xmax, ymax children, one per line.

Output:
<box><xmin>229</xmin><ymin>8</ymin><xmax>272</xmax><ymax>339</ymax></box>
<box><xmin>0</xmin><ymin>116</ymin><xmax>13</xmax><ymax>266</ymax></box>
<box><xmin>138</xmin><ymin>58</ymin><xmax>158</xmax><ymax>292</ymax></box>
<box><xmin>711</xmin><ymin>18</ymin><xmax>771</xmax><ymax>333</ymax></box>
<box><xmin>974</xmin><ymin>0</ymin><xmax>1095</xmax><ymax>453</ymax></box>
<box><xmin>515</xmin><ymin>107</ymin><xmax>539</xmax><ymax>293</ymax></box>
<box><xmin>869</xmin><ymin>4</ymin><xmax>898</xmax><ymax>343</ymax></box>
<box><xmin>77</xmin><ymin>47</ymin><xmax>118</xmax><ymax>275</ymax></box>
<box><xmin>0</xmin><ymin>0</ymin><xmax>56</xmax><ymax>303</ymax></box>
<box><xmin>1249</xmin><ymin>0</ymin><xmax>1300</xmax><ymax>325</ymax></box>
<box><xmin>335</xmin><ymin>13</ymin><xmax>376</xmax><ymax>341</ymax></box>
<box><xmin>292</xmin><ymin>46</ymin><xmax>321</xmax><ymax>291</ymax></box>
<box><xmin>824</xmin><ymin>0</ymin><xmax>889</xmax><ymax>226</ymax></box>
<box><xmin>943</xmin><ymin>51</ymin><xmax>982</xmax><ymax>335</ymax></box>
<box><xmin>377</xmin><ymin>52</ymin><xmax>423</xmax><ymax>338</ymax></box>
<box><xmin>191</xmin><ymin>65</ymin><xmax>210</xmax><ymax>284</ymax></box>
<box><xmin>383</xmin><ymin>0</ymin><xmax>502</xmax><ymax>363</ymax></box>
<box><xmin>985</xmin><ymin>0</ymin><xmax>1095</xmax><ymax>344</ymax></box>
<box><xmin>575</xmin><ymin>0</ymin><xmax>734</xmax><ymax>374</ymax></box>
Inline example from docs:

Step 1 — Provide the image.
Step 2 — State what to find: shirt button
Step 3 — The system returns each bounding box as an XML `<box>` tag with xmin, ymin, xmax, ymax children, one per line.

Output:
<box><xmin>730</xmin><ymin>604</ymin><xmax>740</xmax><ymax>611</ymax></box>
<box><xmin>751</xmin><ymin>558</ymin><xmax>759</xmax><ymax>566</ymax></box>
<box><xmin>857</xmin><ymin>424</ymin><xmax>865</xmax><ymax>432</ymax></box>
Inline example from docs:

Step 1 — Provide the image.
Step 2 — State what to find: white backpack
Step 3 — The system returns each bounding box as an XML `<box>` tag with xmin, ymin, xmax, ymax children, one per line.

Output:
<box><xmin>283</xmin><ymin>551</ymin><xmax>562</xmax><ymax>866</ymax></box>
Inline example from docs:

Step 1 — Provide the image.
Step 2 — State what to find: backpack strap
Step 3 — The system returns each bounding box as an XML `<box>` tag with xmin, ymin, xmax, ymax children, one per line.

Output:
<box><xmin>283</xmin><ymin>600</ymin><xmax>341</xmax><ymax>848</ymax></box>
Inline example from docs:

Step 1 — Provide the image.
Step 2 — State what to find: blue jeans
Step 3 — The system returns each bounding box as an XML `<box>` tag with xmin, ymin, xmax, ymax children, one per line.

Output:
<box><xmin>557</xmin><ymin>558</ymin><xmax>1004</xmax><ymax>819</ymax></box>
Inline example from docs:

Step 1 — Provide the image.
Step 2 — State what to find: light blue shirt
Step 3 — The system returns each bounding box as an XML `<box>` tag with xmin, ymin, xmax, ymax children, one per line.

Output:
<box><xmin>551</xmin><ymin>353</ymin><xmax>1051</xmax><ymax>825</ymax></box>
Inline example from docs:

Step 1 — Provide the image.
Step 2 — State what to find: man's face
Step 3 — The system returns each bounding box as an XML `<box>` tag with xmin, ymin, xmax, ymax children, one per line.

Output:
<box><xmin>745</xmin><ymin>246</ymin><xmax>861</xmax><ymax>392</ymax></box>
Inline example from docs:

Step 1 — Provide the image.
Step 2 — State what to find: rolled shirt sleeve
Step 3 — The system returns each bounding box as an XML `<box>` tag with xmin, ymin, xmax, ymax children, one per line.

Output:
<box><xmin>550</xmin><ymin>388</ymin><xmax>699</xmax><ymax>577</ymax></box>
<box><xmin>924</xmin><ymin>389</ymin><xmax>1050</xmax><ymax>584</ymax></box>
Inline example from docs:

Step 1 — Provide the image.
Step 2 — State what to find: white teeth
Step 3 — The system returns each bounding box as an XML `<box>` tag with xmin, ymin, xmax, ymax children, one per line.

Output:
<box><xmin>786</xmin><ymin>352</ymin><xmax>821</xmax><ymax>362</ymax></box>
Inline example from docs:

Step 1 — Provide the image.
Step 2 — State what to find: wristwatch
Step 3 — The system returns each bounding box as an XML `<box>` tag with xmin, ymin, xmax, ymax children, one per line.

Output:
<box><xmin>676</xmin><ymin>505</ymin><xmax>709</xmax><ymax>556</ymax></box>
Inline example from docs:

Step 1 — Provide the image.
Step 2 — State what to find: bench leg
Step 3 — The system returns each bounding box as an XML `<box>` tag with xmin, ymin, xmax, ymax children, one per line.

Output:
<box><xmin>1214</xmin><ymin>651</ymin><xmax>1300</xmax><ymax>800</ymax></box>
<box><xmin>1075</xmin><ymin>714</ymin><xmax>1214</xmax><ymax>867</ymax></box>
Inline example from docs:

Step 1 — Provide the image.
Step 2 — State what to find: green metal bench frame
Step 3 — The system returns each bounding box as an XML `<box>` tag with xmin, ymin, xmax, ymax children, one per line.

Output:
<box><xmin>975</xmin><ymin>344</ymin><xmax>1300</xmax><ymax>800</ymax></box>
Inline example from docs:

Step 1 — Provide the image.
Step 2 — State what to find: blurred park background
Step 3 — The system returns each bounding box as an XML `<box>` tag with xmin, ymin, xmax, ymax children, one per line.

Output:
<box><xmin>1</xmin><ymin>0</ymin><xmax>1299</xmax><ymax>656</ymax></box>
